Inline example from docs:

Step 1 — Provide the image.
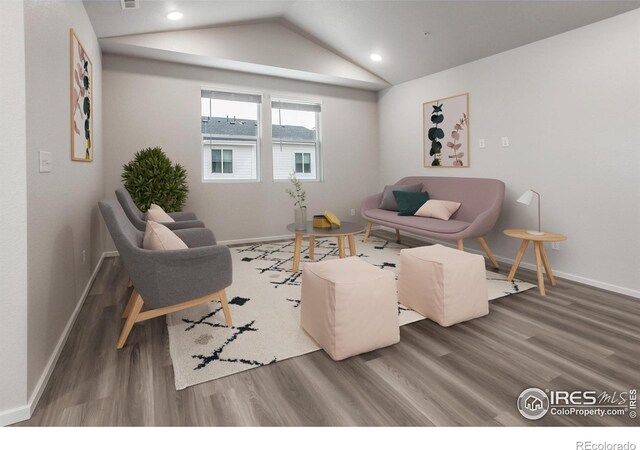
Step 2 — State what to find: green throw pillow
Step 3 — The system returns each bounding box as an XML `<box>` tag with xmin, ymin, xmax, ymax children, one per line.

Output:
<box><xmin>392</xmin><ymin>191</ymin><xmax>430</xmax><ymax>216</ymax></box>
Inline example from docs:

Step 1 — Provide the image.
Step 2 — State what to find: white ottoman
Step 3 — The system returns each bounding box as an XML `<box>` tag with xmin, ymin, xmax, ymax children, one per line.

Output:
<box><xmin>300</xmin><ymin>257</ymin><xmax>400</xmax><ymax>361</ymax></box>
<box><xmin>398</xmin><ymin>244</ymin><xmax>488</xmax><ymax>327</ymax></box>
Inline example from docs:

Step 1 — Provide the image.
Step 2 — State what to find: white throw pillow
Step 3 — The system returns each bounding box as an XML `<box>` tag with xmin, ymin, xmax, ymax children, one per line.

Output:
<box><xmin>414</xmin><ymin>200</ymin><xmax>461</xmax><ymax>221</ymax></box>
<box><xmin>143</xmin><ymin>221</ymin><xmax>188</xmax><ymax>250</ymax></box>
<box><xmin>146</xmin><ymin>204</ymin><xmax>175</xmax><ymax>223</ymax></box>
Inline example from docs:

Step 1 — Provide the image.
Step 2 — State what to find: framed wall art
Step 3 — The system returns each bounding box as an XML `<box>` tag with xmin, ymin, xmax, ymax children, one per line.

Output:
<box><xmin>70</xmin><ymin>28</ymin><xmax>93</xmax><ymax>162</ymax></box>
<box><xmin>423</xmin><ymin>93</ymin><xmax>469</xmax><ymax>168</ymax></box>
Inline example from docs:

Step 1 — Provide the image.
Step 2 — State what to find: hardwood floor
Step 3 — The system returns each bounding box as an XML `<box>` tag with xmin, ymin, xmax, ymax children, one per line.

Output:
<box><xmin>16</xmin><ymin>232</ymin><xmax>640</xmax><ymax>426</ymax></box>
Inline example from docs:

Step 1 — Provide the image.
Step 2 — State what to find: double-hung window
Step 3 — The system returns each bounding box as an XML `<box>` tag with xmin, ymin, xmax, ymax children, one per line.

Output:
<box><xmin>272</xmin><ymin>99</ymin><xmax>321</xmax><ymax>181</ymax></box>
<box><xmin>201</xmin><ymin>90</ymin><xmax>261</xmax><ymax>181</ymax></box>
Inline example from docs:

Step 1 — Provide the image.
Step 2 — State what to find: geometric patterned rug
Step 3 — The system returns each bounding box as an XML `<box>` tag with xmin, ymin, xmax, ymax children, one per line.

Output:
<box><xmin>166</xmin><ymin>235</ymin><xmax>535</xmax><ymax>389</ymax></box>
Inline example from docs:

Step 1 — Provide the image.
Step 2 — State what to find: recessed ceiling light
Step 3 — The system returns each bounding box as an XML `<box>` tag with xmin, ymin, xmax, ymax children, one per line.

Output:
<box><xmin>167</xmin><ymin>11</ymin><xmax>183</xmax><ymax>20</ymax></box>
<box><xmin>370</xmin><ymin>53</ymin><xmax>382</xmax><ymax>62</ymax></box>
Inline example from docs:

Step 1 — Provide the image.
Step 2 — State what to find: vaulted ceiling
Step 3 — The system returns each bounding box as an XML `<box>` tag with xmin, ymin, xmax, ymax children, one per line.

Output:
<box><xmin>84</xmin><ymin>0</ymin><xmax>640</xmax><ymax>89</ymax></box>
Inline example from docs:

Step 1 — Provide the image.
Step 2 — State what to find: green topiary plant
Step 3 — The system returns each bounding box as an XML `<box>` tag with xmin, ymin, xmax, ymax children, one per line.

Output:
<box><xmin>121</xmin><ymin>146</ymin><xmax>189</xmax><ymax>212</ymax></box>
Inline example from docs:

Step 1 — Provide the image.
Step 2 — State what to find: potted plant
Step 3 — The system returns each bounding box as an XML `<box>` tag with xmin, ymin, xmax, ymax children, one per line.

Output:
<box><xmin>286</xmin><ymin>173</ymin><xmax>307</xmax><ymax>230</ymax></box>
<box><xmin>121</xmin><ymin>146</ymin><xmax>189</xmax><ymax>212</ymax></box>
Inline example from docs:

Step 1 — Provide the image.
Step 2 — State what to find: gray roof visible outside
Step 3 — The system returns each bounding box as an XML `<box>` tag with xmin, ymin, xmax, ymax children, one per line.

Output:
<box><xmin>201</xmin><ymin>117</ymin><xmax>315</xmax><ymax>141</ymax></box>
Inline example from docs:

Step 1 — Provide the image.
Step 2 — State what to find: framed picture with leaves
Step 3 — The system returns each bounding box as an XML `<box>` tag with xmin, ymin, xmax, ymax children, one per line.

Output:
<box><xmin>423</xmin><ymin>93</ymin><xmax>469</xmax><ymax>168</ymax></box>
<box><xmin>70</xmin><ymin>29</ymin><xmax>93</xmax><ymax>162</ymax></box>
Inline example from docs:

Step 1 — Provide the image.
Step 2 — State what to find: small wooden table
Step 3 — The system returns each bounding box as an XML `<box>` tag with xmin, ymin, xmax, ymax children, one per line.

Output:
<box><xmin>287</xmin><ymin>221</ymin><xmax>366</xmax><ymax>272</ymax></box>
<box><xmin>504</xmin><ymin>229</ymin><xmax>567</xmax><ymax>296</ymax></box>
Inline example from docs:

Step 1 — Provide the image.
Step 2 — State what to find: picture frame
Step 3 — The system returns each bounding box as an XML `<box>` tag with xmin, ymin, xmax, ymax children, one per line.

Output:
<box><xmin>70</xmin><ymin>28</ymin><xmax>93</xmax><ymax>162</ymax></box>
<box><xmin>423</xmin><ymin>93</ymin><xmax>469</xmax><ymax>168</ymax></box>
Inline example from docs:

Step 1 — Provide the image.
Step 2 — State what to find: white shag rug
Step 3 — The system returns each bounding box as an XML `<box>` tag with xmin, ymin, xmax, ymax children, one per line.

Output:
<box><xmin>167</xmin><ymin>235</ymin><xmax>535</xmax><ymax>390</ymax></box>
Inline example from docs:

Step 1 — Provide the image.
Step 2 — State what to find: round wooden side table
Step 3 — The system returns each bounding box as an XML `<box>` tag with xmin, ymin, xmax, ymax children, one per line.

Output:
<box><xmin>286</xmin><ymin>221</ymin><xmax>366</xmax><ymax>272</ymax></box>
<box><xmin>503</xmin><ymin>229</ymin><xmax>567</xmax><ymax>296</ymax></box>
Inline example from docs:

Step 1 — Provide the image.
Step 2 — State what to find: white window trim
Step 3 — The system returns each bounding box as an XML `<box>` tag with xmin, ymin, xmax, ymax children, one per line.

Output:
<box><xmin>270</xmin><ymin>95</ymin><xmax>323</xmax><ymax>183</ymax></box>
<box><xmin>200</xmin><ymin>87</ymin><xmax>263</xmax><ymax>183</ymax></box>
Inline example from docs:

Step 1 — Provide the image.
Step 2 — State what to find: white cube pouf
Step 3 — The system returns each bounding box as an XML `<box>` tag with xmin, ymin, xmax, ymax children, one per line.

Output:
<box><xmin>300</xmin><ymin>257</ymin><xmax>400</xmax><ymax>361</ymax></box>
<box><xmin>398</xmin><ymin>244</ymin><xmax>488</xmax><ymax>327</ymax></box>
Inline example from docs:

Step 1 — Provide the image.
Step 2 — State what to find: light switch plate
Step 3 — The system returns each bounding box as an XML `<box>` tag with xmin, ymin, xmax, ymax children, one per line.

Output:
<box><xmin>501</xmin><ymin>137</ymin><xmax>510</xmax><ymax>147</ymax></box>
<box><xmin>39</xmin><ymin>151</ymin><xmax>52</xmax><ymax>173</ymax></box>
<box><xmin>479</xmin><ymin>139</ymin><xmax>486</xmax><ymax>149</ymax></box>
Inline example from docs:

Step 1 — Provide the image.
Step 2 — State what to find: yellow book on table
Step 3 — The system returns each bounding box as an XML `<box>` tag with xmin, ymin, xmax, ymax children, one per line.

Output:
<box><xmin>323</xmin><ymin>210</ymin><xmax>341</xmax><ymax>228</ymax></box>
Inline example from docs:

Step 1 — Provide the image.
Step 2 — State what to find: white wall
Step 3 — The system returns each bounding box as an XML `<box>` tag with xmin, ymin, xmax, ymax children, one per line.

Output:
<box><xmin>378</xmin><ymin>9</ymin><xmax>640</xmax><ymax>296</ymax></box>
<box><xmin>103</xmin><ymin>54</ymin><xmax>379</xmax><ymax>243</ymax></box>
<box><xmin>24</xmin><ymin>0</ymin><xmax>104</xmax><ymax>404</ymax></box>
<box><xmin>0</xmin><ymin>0</ymin><xmax>29</xmax><ymax>426</ymax></box>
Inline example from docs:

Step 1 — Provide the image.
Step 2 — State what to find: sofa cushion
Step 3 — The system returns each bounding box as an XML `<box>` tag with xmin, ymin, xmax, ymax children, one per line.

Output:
<box><xmin>393</xmin><ymin>191</ymin><xmax>429</xmax><ymax>216</ymax></box>
<box><xmin>415</xmin><ymin>199</ymin><xmax>461</xmax><ymax>221</ymax></box>
<box><xmin>143</xmin><ymin>221</ymin><xmax>188</xmax><ymax>250</ymax></box>
<box><xmin>364</xmin><ymin>208</ymin><xmax>470</xmax><ymax>234</ymax></box>
<box><xmin>147</xmin><ymin>204</ymin><xmax>175</xmax><ymax>223</ymax></box>
<box><xmin>379</xmin><ymin>183</ymin><xmax>422</xmax><ymax>211</ymax></box>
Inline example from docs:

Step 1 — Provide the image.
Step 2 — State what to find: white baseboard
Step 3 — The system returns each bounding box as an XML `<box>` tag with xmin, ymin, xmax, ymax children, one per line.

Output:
<box><xmin>0</xmin><ymin>405</ymin><xmax>30</xmax><ymax>427</ymax></box>
<box><xmin>218</xmin><ymin>234</ymin><xmax>294</xmax><ymax>246</ymax></box>
<box><xmin>377</xmin><ymin>226</ymin><xmax>640</xmax><ymax>299</ymax></box>
<box><xmin>0</xmin><ymin>252</ymin><xmax>108</xmax><ymax>427</ymax></box>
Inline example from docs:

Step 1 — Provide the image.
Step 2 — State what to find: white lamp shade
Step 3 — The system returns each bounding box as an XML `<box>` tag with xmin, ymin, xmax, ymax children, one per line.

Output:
<box><xmin>517</xmin><ymin>189</ymin><xmax>534</xmax><ymax>205</ymax></box>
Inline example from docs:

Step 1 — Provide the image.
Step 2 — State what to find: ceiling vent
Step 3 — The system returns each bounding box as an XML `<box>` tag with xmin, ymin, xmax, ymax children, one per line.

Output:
<box><xmin>120</xmin><ymin>0</ymin><xmax>139</xmax><ymax>10</ymax></box>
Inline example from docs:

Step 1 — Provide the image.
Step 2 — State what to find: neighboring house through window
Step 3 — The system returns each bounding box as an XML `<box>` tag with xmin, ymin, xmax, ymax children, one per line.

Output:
<box><xmin>272</xmin><ymin>99</ymin><xmax>321</xmax><ymax>181</ymax></box>
<box><xmin>201</xmin><ymin>90</ymin><xmax>261</xmax><ymax>181</ymax></box>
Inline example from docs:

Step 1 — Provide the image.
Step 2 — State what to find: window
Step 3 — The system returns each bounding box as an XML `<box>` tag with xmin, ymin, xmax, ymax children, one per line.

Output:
<box><xmin>272</xmin><ymin>99</ymin><xmax>321</xmax><ymax>181</ymax></box>
<box><xmin>295</xmin><ymin>152</ymin><xmax>311</xmax><ymax>174</ymax></box>
<box><xmin>211</xmin><ymin>149</ymin><xmax>233</xmax><ymax>174</ymax></box>
<box><xmin>201</xmin><ymin>90</ymin><xmax>261</xmax><ymax>181</ymax></box>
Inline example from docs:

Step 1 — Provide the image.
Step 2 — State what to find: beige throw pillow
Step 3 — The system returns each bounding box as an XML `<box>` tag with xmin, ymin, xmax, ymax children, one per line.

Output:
<box><xmin>143</xmin><ymin>221</ymin><xmax>188</xmax><ymax>250</ymax></box>
<box><xmin>146</xmin><ymin>204</ymin><xmax>175</xmax><ymax>223</ymax></box>
<box><xmin>414</xmin><ymin>200</ymin><xmax>461</xmax><ymax>221</ymax></box>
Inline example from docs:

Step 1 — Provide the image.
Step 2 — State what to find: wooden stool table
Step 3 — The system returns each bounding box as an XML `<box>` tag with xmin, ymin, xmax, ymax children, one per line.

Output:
<box><xmin>287</xmin><ymin>221</ymin><xmax>366</xmax><ymax>272</ymax></box>
<box><xmin>503</xmin><ymin>229</ymin><xmax>567</xmax><ymax>296</ymax></box>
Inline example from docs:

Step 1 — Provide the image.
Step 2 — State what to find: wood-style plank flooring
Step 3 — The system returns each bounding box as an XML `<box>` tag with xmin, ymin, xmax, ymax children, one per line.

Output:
<box><xmin>16</xmin><ymin>232</ymin><xmax>640</xmax><ymax>426</ymax></box>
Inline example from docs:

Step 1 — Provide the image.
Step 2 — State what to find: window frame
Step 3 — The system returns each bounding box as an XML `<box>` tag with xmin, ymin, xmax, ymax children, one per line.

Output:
<box><xmin>201</xmin><ymin>88</ymin><xmax>262</xmax><ymax>183</ymax></box>
<box><xmin>270</xmin><ymin>96</ymin><xmax>322</xmax><ymax>182</ymax></box>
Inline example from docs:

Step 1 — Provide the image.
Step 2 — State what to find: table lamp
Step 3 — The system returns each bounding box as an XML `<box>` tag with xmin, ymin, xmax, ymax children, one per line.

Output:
<box><xmin>516</xmin><ymin>189</ymin><xmax>544</xmax><ymax>235</ymax></box>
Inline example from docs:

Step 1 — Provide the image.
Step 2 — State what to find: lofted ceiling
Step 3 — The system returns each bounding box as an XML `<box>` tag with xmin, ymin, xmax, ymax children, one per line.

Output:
<box><xmin>84</xmin><ymin>0</ymin><xmax>640</xmax><ymax>88</ymax></box>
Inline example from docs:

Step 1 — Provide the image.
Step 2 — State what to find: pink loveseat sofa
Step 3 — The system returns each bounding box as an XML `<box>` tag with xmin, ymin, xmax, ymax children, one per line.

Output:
<box><xmin>360</xmin><ymin>176</ymin><xmax>505</xmax><ymax>269</ymax></box>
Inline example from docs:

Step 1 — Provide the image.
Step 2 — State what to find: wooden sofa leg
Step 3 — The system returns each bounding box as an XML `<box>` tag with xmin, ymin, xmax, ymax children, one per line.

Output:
<box><xmin>457</xmin><ymin>239</ymin><xmax>464</xmax><ymax>251</ymax></box>
<box><xmin>127</xmin><ymin>277</ymin><xmax>133</xmax><ymax>288</ymax></box>
<box><xmin>395</xmin><ymin>229</ymin><xmax>401</xmax><ymax>244</ymax></box>
<box><xmin>363</xmin><ymin>222</ymin><xmax>373</xmax><ymax>243</ymax></box>
<box><xmin>478</xmin><ymin>237</ymin><xmax>500</xmax><ymax>269</ymax></box>
<box><xmin>219</xmin><ymin>290</ymin><xmax>233</xmax><ymax>328</ymax></box>
<box><xmin>122</xmin><ymin>288</ymin><xmax>138</xmax><ymax>319</ymax></box>
<box><xmin>117</xmin><ymin>291</ymin><xmax>144</xmax><ymax>349</ymax></box>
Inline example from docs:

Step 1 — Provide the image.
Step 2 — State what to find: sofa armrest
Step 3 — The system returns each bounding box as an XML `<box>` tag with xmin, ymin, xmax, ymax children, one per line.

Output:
<box><xmin>168</xmin><ymin>211</ymin><xmax>198</xmax><ymax>221</ymax></box>
<box><xmin>360</xmin><ymin>192</ymin><xmax>383</xmax><ymax>218</ymax></box>
<box><xmin>136</xmin><ymin>244</ymin><xmax>233</xmax><ymax>308</ymax></box>
<box><xmin>173</xmin><ymin>227</ymin><xmax>217</xmax><ymax>247</ymax></box>
<box><xmin>163</xmin><ymin>219</ymin><xmax>206</xmax><ymax>230</ymax></box>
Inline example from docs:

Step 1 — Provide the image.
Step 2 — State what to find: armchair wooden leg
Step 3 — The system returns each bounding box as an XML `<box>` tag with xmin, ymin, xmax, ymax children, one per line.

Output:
<box><xmin>395</xmin><ymin>229</ymin><xmax>401</xmax><ymax>244</ymax></box>
<box><xmin>457</xmin><ymin>239</ymin><xmax>464</xmax><ymax>251</ymax></box>
<box><xmin>117</xmin><ymin>291</ymin><xmax>143</xmax><ymax>349</ymax></box>
<box><xmin>219</xmin><ymin>289</ymin><xmax>233</xmax><ymax>328</ymax></box>
<box><xmin>363</xmin><ymin>222</ymin><xmax>372</xmax><ymax>243</ymax></box>
<box><xmin>478</xmin><ymin>237</ymin><xmax>500</xmax><ymax>269</ymax></box>
<box><xmin>127</xmin><ymin>277</ymin><xmax>133</xmax><ymax>288</ymax></box>
<box><xmin>122</xmin><ymin>288</ymin><xmax>138</xmax><ymax>319</ymax></box>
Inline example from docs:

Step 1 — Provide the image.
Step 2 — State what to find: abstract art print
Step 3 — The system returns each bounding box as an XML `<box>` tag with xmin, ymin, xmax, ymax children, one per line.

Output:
<box><xmin>423</xmin><ymin>93</ymin><xmax>469</xmax><ymax>167</ymax></box>
<box><xmin>70</xmin><ymin>29</ymin><xmax>93</xmax><ymax>162</ymax></box>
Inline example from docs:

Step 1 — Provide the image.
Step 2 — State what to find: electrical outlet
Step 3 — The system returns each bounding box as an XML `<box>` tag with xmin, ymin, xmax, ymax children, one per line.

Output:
<box><xmin>350</xmin><ymin>209</ymin><xmax>356</xmax><ymax>216</ymax></box>
<box><xmin>478</xmin><ymin>139</ymin><xmax>486</xmax><ymax>149</ymax></box>
<box><xmin>551</xmin><ymin>242</ymin><xmax>560</xmax><ymax>251</ymax></box>
<box><xmin>82</xmin><ymin>250</ymin><xmax>86</xmax><ymax>264</ymax></box>
<box><xmin>501</xmin><ymin>137</ymin><xmax>510</xmax><ymax>147</ymax></box>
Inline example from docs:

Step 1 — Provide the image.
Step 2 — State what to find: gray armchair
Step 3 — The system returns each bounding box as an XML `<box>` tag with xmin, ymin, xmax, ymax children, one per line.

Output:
<box><xmin>99</xmin><ymin>199</ymin><xmax>233</xmax><ymax>349</ymax></box>
<box><xmin>115</xmin><ymin>188</ymin><xmax>205</xmax><ymax>231</ymax></box>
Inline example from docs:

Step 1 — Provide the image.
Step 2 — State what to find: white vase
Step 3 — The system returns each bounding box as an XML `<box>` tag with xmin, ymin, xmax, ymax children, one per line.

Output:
<box><xmin>294</xmin><ymin>207</ymin><xmax>307</xmax><ymax>230</ymax></box>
